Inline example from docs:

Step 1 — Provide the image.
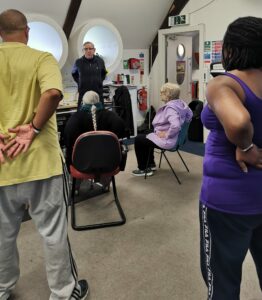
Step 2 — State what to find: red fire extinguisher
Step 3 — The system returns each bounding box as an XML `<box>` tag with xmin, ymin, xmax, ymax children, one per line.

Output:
<box><xmin>137</xmin><ymin>87</ymin><xmax>147</xmax><ymax>111</ymax></box>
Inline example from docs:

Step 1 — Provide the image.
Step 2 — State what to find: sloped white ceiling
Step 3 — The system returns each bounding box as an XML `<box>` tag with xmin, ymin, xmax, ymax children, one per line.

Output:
<box><xmin>0</xmin><ymin>0</ymin><xmax>71</xmax><ymax>27</ymax></box>
<box><xmin>0</xmin><ymin>0</ymin><xmax>174</xmax><ymax>49</ymax></box>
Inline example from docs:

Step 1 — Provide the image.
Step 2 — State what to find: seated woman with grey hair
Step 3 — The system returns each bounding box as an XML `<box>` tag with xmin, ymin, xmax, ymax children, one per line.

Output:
<box><xmin>64</xmin><ymin>90</ymin><xmax>127</xmax><ymax>171</ymax></box>
<box><xmin>132</xmin><ymin>82</ymin><xmax>193</xmax><ymax>176</ymax></box>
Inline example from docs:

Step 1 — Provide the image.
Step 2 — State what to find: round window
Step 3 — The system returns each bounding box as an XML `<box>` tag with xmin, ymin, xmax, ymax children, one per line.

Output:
<box><xmin>177</xmin><ymin>43</ymin><xmax>185</xmax><ymax>59</ymax></box>
<box><xmin>26</xmin><ymin>14</ymin><xmax>68</xmax><ymax>69</ymax></box>
<box><xmin>69</xmin><ymin>19</ymin><xmax>123</xmax><ymax>74</ymax></box>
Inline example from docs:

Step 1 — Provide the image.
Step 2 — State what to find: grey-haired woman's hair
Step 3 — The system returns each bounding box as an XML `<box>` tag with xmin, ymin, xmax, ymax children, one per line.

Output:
<box><xmin>160</xmin><ymin>82</ymin><xmax>180</xmax><ymax>101</ymax></box>
<box><xmin>82</xmin><ymin>91</ymin><xmax>100</xmax><ymax>105</ymax></box>
<box><xmin>82</xmin><ymin>91</ymin><xmax>100</xmax><ymax>131</ymax></box>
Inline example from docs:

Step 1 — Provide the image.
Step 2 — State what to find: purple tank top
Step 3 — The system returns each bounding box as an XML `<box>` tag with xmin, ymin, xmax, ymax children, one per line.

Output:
<box><xmin>200</xmin><ymin>72</ymin><xmax>262</xmax><ymax>214</ymax></box>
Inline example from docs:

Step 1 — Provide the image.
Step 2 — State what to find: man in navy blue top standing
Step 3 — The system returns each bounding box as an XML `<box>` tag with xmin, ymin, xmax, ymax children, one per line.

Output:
<box><xmin>72</xmin><ymin>41</ymin><xmax>107</xmax><ymax>109</ymax></box>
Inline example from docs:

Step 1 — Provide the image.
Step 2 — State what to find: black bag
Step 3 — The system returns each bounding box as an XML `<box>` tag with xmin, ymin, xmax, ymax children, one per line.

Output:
<box><xmin>137</xmin><ymin>105</ymin><xmax>156</xmax><ymax>134</ymax></box>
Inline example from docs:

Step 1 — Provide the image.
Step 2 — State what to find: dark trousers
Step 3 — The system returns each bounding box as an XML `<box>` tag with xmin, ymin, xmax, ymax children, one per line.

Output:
<box><xmin>199</xmin><ymin>203</ymin><xmax>262</xmax><ymax>300</ymax></box>
<box><xmin>134</xmin><ymin>134</ymin><xmax>160</xmax><ymax>170</ymax></box>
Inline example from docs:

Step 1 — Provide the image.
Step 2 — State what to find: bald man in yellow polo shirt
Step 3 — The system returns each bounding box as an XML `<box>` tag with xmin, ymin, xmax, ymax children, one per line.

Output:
<box><xmin>0</xmin><ymin>9</ymin><xmax>88</xmax><ymax>300</ymax></box>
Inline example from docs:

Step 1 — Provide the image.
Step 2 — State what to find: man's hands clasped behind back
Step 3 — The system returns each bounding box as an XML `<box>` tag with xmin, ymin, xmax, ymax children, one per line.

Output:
<box><xmin>0</xmin><ymin>124</ymin><xmax>37</xmax><ymax>163</ymax></box>
<box><xmin>0</xmin><ymin>133</ymin><xmax>10</xmax><ymax>163</ymax></box>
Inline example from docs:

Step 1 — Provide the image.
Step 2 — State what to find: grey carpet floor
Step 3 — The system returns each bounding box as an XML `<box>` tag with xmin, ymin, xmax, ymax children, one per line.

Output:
<box><xmin>14</xmin><ymin>149</ymin><xmax>261</xmax><ymax>300</ymax></box>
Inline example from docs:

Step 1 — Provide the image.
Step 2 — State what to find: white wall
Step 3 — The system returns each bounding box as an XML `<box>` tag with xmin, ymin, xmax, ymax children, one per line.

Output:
<box><xmin>181</xmin><ymin>0</ymin><xmax>262</xmax><ymax>41</ymax></box>
<box><xmin>148</xmin><ymin>55</ymin><xmax>161</xmax><ymax>110</ymax></box>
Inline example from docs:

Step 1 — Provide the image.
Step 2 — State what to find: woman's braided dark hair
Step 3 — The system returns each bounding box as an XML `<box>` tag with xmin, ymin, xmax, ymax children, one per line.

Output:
<box><xmin>222</xmin><ymin>16</ymin><xmax>262</xmax><ymax>71</ymax></box>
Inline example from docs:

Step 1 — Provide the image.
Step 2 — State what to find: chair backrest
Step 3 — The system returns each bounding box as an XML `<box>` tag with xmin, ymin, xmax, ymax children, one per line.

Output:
<box><xmin>176</xmin><ymin>121</ymin><xmax>191</xmax><ymax>149</ymax></box>
<box><xmin>72</xmin><ymin>131</ymin><xmax>122</xmax><ymax>175</ymax></box>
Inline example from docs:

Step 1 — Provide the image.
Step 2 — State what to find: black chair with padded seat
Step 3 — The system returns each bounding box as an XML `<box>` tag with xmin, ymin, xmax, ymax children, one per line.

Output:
<box><xmin>70</xmin><ymin>130</ymin><xmax>126</xmax><ymax>231</ymax></box>
<box><xmin>145</xmin><ymin>121</ymin><xmax>191</xmax><ymax>184</ymax></box>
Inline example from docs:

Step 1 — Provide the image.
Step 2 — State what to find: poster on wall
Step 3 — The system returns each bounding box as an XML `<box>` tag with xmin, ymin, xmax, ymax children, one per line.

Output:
<box><xmin>211</xmin><ymin>40</ymin><xmax>222</xmax><ymax>63</ymax></box>
<box><xmin>204</xmin><ymin>41</ymin><xmax>211</xmax><ymax>65</ymax></box>
<box><xmin>204</xmin><ymin>40</ymin><xmax>222</xmax><ymax>66</ymax></box>
<box><xmin>176</xmin><ymin>61</ymin><xmax>185</xmax><ymax>85</ymax></box>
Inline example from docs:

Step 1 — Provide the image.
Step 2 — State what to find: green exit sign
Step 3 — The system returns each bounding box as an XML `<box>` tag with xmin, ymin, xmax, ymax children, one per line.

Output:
<box><xmin>168</xmin><ymin>14</ymin><xmax>189</xmax><ymax>26</ymax></box>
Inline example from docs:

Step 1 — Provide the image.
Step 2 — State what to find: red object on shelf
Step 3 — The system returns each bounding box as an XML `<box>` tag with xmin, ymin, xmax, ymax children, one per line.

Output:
<box><xmin>128</xmin><ymin>58</ymin><xmax>140</xmax><ymax>69</ymax></box>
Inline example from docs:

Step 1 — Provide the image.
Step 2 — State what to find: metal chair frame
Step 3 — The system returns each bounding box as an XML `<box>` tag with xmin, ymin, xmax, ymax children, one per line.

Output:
<box><xmin>70</xmin><ymin>131</ymin><xmax>126</xmax><ymax>231</ymax></box>
<box><xmin>145</xmin><ymin>122</ymin><xmax>191</xmax><ymax>184</ymax></box>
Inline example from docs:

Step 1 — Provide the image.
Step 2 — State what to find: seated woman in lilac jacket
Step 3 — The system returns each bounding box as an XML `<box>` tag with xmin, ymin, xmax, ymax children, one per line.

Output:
<box><xmin>132</xmin><ymin>82</ymin><xmax>193</xmax><ymax>176</ymax></box>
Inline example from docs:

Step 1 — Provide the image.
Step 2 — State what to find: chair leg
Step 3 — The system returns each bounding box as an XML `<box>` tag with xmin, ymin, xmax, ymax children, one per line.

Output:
<box><xmin>111</xmin><ymin>176</ymin><xmax>126</xmax><ymax>225</ymax></box>
<box><xmin>162</xmin><ymin>152</ymin><xmax>181</xmax><ymax>184</ymax></box>
<box><xmin>159</xmin><ymin>151</ymin><xmax>163</xmax><ymax>168</ymax></box>
<box><xmin>177</xmin><ymin>150</ymin><xmax>189</xmax><ymax>172</ymax></box>
<box><xmin>144</xmin><ymin>149</ymin><xmax>152</xmax><ymax>180</ymax></box>
<box><xmin>71</xmin><ymin>176</ymin><xmax>126</xmax><ymax>231</ymax></box>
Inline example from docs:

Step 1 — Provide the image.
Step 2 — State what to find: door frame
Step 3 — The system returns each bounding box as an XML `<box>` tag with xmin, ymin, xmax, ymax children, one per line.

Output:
<box><xmin>166</xmin><ymin>35</ymin><xmax>193</xmax><ymax>103</ymax></box>
<box><xmin>158</xmin><ymin>24</ymin><xmax>205</xmax><ymax>101</ymax></box>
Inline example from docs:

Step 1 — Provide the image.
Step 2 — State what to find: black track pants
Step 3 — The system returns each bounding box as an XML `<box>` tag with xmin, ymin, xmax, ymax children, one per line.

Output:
<box><xmin>199</xmin><ymin>203</ymin><xmax>262</xmax><ymax>300</ymax></box>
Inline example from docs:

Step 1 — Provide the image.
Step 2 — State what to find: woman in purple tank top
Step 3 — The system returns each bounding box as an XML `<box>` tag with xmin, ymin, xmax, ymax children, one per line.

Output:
<box><xmin>200</xmin><ymin>17</ymin><xmax>262</xmax><ymax>300</ymax></box>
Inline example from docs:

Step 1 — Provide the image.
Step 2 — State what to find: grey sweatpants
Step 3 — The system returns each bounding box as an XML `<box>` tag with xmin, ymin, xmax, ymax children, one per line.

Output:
<box><xmin>0</xmin><ymin>172</ymin><xmax>81</xmax><ymax>300</ymax></box>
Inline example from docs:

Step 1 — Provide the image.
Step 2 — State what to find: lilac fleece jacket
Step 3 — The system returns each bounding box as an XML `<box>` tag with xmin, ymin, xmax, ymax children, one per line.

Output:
<box><xmin>147</xmin><ymin>99</ymin><xmax>193</xmax><ymax>149</ymax></box>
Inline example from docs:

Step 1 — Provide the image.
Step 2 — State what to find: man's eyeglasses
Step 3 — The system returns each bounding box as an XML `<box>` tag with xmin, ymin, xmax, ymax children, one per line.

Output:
<box><xmin>17</xmin><ymin>25</ymin><xmax>30</xmax><ymax>31</ymax></box>
<box><xmin>83</xmin><ymin>48</ymin><xmax>94</xmax><ymax>51</ymax></box>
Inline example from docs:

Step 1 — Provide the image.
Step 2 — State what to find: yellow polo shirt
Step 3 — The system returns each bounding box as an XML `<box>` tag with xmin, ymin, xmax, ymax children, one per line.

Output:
<box><xmin>0</xmin><ymin>42</ymin><xmax>63</xmax><ymax>186</ymax></box>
